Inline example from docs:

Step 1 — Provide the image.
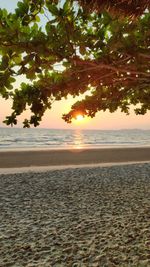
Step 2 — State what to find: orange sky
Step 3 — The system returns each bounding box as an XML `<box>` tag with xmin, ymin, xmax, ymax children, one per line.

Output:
<box><xmin>0</xmin><ymin>95</ymin><xmax>150</xmax><ymax>129</ymax></box>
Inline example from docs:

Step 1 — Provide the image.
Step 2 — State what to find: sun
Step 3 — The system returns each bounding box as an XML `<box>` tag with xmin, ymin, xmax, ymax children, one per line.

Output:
<box><xmin>73</xmin><ymin>113</ymin><xmax>90</xmax><ymax>125</ymax></box>
<box><xmin>75</xmin><ymin>114</ymin><xmax>84</xmax><ymax>121</ymax></box>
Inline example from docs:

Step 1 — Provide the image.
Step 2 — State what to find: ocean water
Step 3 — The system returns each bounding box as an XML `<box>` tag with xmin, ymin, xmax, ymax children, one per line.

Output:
<box><xmin>0</xmin><ymin>128</ymin><xmax>150</xmax><ymax>150</ymax></box>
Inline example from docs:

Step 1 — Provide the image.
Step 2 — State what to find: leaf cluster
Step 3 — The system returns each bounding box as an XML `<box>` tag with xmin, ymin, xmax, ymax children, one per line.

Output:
<box><xmin>77</xmin><ymin>0</ymin><xmax>150</xmax><ymax>17</ymax></box>
<box><xmin>0</xmin><ymin>0</ymin><xmax>149</xmax><ymax>127</ymax></box>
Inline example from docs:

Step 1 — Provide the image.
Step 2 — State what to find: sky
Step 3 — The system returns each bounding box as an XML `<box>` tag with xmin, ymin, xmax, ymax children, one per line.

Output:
<box><xmin>0</xmin><ymin>0</ymin><xmax>149</xmax><ymax>130</ymax></box>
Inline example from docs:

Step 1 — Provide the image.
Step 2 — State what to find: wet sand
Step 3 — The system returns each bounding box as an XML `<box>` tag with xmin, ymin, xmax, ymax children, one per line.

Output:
<box><xmin>0</xmin><ymin>147</ymin><xmax>150</xmax><ymax>168</ymax></box>
<box><xmin>0</xmin><ymin>163</ymin><xmax>150</xmax><ymax>266</ymax></box>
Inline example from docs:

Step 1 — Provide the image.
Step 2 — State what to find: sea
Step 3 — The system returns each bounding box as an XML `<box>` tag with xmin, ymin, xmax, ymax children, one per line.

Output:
<box><xmin>0</xmin><ymin>128</ymin><xmax>150</xmax><ymax>150</ymax></box>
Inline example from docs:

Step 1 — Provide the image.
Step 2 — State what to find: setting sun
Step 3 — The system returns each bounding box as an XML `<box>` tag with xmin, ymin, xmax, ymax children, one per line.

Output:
<box><xmin>73</xmin><ymin>113</ymin><xmax>90</xmax><ymax>126</ymax></box>
<box><xmin>76</xmin><ymin>115</ymin><xmax>84</xmax><ymax>121</ymax></box>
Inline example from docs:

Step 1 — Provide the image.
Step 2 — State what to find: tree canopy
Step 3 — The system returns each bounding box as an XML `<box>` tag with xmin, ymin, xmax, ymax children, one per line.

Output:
<box><xmin>0</xmin><ymin>0</ymin><xmax>150</xmax><ymax>127</ymax></box>
<box><xmin>78</xmin><ymin>0</ymin><xmax>150</xmax><ymax>17</ymax></box>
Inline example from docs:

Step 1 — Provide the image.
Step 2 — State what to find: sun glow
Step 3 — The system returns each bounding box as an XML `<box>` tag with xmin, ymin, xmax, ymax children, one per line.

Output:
<box><xmin>73</xmin><ymin>113</ymin><xmax>90</xmax><ymax>126</ymax></box>
<box><xmin>75</xmin><ymin>114</ymin><xmax>84</xmax><ymax>121</ymax></box>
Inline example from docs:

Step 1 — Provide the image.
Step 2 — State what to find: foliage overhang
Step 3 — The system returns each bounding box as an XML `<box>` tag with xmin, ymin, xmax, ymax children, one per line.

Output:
<box><xmin>0</xmin><ymin>0</ymin><xmax>150</xmax><ymax>127</ymax></box>
<box><xmin>77</xmin><ymin>0</ymin><xmax>150</xmax><ymax>17</ymax></box>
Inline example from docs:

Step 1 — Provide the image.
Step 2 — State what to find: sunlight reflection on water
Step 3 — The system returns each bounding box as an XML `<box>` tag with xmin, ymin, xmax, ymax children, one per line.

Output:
<box><xmin>0</xmin><ymin>128</ymin><xmax>150</xmax><ymax>149</ymax></box>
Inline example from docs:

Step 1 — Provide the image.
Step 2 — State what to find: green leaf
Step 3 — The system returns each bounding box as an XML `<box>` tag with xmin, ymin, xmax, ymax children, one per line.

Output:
<box><xmin>46</xmin><ymin>4</ymin><xmax>58</xmax><ymax>16</ymax></box>
<box><xmin>17</xmin><ymin>1</ymin><xmax>28</xmax><ymax>13</ymax></box>
<box><xmin>13</xmin><ymin>55</ymin><xmax>22</xmax><ymax>64</ymax></box>
<box><xmin>63</xmin><ymin>0</ymin><xmax>70</xmax><ymax>14</ymax></box>
<box><xmin>9</xmin><ymin>77</ymin><xmax>16</xmax><ymax>83</ymax></box>
<box><xmin>0</xmin><ymin>55</ymin><xmax>9</xmax><ymax>70</ymax></box>
<box><xmin>2</xmin><ymin>9</ymin><xmax>8</xmax><ymax>18</ymax></box>
<box><xmin>35</xmin><ymin>15</ymin><xmax>40</xmax><ymax>22</ymax></box>
<box><xmin>40</xmin><ymin>8</ymin><xmax>44</xmax><ymax>14</ymax></box>
<box><xmin>26</xmin><ymin>71</ymin><xmax>36</xmax><ymax>80</ymax></box>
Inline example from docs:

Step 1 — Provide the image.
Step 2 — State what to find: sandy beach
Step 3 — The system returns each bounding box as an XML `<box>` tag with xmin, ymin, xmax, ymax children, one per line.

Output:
<box><xmin>0</xmin><ymin>147</ymin><xmax>150</xmax><ymax>266</ymax></box>
<box><xmin>0</xmin><ymin>147</ymin><xmax>150</xmax><ymax>168</ymax></box>
<box><xmin>0</xmin><ymin>162</ymin><xmax>150</xmax><ymax>266</ymax></box>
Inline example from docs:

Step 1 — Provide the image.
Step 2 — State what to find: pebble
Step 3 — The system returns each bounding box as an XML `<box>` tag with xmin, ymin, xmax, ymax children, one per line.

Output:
<box><xmin>0</xmin><ymin>163</ymin><xmax>150</xmax><ymax>266</ymax></box>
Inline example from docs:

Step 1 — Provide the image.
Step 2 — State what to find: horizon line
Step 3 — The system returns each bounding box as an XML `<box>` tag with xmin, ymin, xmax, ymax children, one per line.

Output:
<box><xmin>0</xmin><ymin>126</ymin><xmax>150</xmax><ymax>131</ymax></box>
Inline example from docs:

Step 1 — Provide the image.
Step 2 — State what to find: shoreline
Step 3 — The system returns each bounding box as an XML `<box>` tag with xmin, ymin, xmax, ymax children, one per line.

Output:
<box><xmin>0</xmin><ymin>144</ymin><xmax>150</xmax><ymax>151</ymax></box>
<box><xmin>0</xmin><ymin>160</ymin><xmax>150</xmax><ymax>175</ymax></box>
<box><xmin>0</xmin><ymin>146</ymin><xmax>150</xmax><ymax>169</ymax></box>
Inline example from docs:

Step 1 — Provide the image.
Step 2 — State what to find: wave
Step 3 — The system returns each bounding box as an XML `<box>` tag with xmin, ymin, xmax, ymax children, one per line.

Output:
<box><xmin>0</xmin><ymin>128</ymin><xmax>150</xmax><ymax>149</ymax></box>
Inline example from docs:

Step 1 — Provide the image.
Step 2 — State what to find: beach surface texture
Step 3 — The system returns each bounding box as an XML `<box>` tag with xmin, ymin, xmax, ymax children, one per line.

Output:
<box><xmin>0</xmin><ymin>147</ymin><xmax>150</xmax><ymax>168</ymax></box>
<box><xmin>0</xmin><ymin>163</ymin><xmax>150</xmax><ymax>267</ymax></box>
